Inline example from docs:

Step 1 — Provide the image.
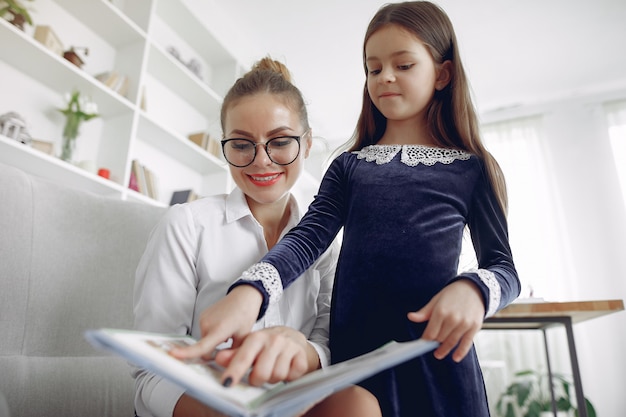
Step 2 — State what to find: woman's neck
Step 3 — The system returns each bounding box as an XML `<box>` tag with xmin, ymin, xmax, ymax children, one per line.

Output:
<box><xmin>247</xmin><ymin>195</ymin><xmax>292</xmax><ymax>250</ymax></box>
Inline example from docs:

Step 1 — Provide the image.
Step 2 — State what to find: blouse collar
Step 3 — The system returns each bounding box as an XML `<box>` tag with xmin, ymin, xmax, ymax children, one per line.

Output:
<box><xmin>225</xmin><ymin>187</ymin><xmax>301</xmax><ymax>228</ymax></box>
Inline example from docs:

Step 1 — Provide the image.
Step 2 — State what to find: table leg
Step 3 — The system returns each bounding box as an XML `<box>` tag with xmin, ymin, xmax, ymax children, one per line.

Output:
<box><xmin>562</xmin><ymin>317</ymin><xmax>587</xmax><ymax>417</ymax></box>
<box><xmin>541</xmin><ymin>328</ymin><xmax>558</xmax><ymax>417</ymax></box>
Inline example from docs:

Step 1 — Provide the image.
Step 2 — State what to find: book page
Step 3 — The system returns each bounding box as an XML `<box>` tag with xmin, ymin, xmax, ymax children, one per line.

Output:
<box><xmin>86</xmin><ymin>329</ymin><xmax>269</xmax><ymax>415</ymax></box>
<box><xmin>87</xmin><ymin>329</ymin><xmax>438</xmax><ymax>417</ymax></box>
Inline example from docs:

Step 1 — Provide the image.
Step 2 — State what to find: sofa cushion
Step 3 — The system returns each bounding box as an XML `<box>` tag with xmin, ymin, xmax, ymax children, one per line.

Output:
<box><xmin>0</xmin><ymin>162</ymin><xmax>166</xmax><ymax>416</ymax></box>
<box><xmin>0</xmin><ymin>162</ymin><xmax>32</xmax><ymax>356</ymax></box>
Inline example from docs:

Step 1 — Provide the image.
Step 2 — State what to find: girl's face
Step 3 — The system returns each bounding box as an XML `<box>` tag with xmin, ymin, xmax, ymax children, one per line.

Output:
<box><xmin>223</xmin><ymin>93</ymin><xmax>311</xmax><ymax>208</ymax></box>
<box><xmin>365</xmin><ymin>24</ymin><xmax>449</xmax><ymax>125</ymax></box>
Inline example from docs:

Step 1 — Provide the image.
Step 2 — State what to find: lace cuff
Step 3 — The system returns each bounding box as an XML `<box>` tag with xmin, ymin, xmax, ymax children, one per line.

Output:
<box><xmin>239</xmin><ymin>262</ymin><xmax>283</xmax><ymax>306</ymax></box>
<box><xmin>467</xmin><ymin>268</ymin><xmax>501</xmax><ymax>317</ymax></box>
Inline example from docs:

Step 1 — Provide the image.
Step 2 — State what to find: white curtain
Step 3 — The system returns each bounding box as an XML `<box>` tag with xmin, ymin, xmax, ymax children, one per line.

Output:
<box><xmin>475</xmin><ymin>101</ymin><xmax>626</xmax><ymax>416</ymax></box>
<box><xmin>481</xmin><ymin>116</ymin><xmax>576</xmax><ymax>300</ymax></box>
<box><xmin>474</xmin><ymin>116</ymin><xmax>577</xmax><ymax>414</ymax></box>
<box><xmin>604</xmin><ymin>100</ymin><xmax>626</xmax><ymax>208</ymax></box>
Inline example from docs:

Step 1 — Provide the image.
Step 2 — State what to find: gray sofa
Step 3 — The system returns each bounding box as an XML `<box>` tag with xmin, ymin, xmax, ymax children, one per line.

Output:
<box><xmin>0</xmin><ymin>162</ymin><xmax>166</xmax><ymax>417</ymax></box>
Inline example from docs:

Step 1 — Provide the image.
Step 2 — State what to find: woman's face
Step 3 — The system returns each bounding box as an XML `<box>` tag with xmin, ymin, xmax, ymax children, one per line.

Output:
<box><xmin>223</xmin><ymin>92</ymin><xmax>311</xmax><ymax>207</ymax></box>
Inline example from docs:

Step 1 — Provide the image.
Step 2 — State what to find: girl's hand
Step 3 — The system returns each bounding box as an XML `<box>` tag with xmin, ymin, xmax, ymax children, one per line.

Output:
<box><xmin>407</xmin><ymin>279</ymin><xmax>485</xmax><ymax>362</ymax></box>
<box><xmin>214</xmin><ymin>326</ymin><xmax>320</xmax><ymax>387</ymax></box>
<box><xmin>170</xmin><ymin>286</ymin><xmax>262</xmax><ymax>379</ymax></box>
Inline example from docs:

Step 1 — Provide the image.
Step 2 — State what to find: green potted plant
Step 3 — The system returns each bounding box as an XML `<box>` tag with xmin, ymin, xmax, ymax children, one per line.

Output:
<box><xmin>495</xmin><ymin>369</ymin><xmax>597</xmax><ymax>417</ymax></box>
<box><xmin>0</xmin><ymin>0</ymin><xmax>34</xmax><ymax>30</ymax></box>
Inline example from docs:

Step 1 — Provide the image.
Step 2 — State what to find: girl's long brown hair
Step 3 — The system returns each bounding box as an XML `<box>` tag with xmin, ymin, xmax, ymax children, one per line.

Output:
<box><xmin>345</xmin><ymin>1</ymin><xmax>508</xmax><ymax>213</ymax></box>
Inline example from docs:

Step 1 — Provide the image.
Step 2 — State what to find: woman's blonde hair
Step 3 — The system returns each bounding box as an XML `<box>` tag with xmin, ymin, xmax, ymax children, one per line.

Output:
<box><xmin>220</xmin><ymin>56</ymin><xmax>310</xmax><ymax>134</ymax></box>
<box><xmin>346</xmin><ymin>1</ymin><xmax>508</xmax><ymax>213</ymax></box>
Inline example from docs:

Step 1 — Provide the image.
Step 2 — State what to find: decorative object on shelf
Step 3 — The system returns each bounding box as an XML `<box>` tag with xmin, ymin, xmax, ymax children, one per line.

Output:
<box><xmin>495</xmin><ymin>369</ymin><xmax>596</xmax><ymax>417</ymax></box>
<box><xmin>166</xmin><ymin>45</ymin><xmax>203</xmax><ymax>80</ymax></box>
<box><xmin>30</xmin><ymin>139</ymin><xmax>55</xmax><ymax>155</ymax></box>
<box><xmin>63</xmin><ymin>46</ymin><xmax>89</xmax><ymax>69</ymax></box>
<box><xmin>58</xmin><ymin>90</ymin><xmax>99</xmax><ymax>162</ymax></box>
<box><xmin>0</xmin><ymin>0</ymin><xmax>34</xmax><ymax>31</ymax></box>
<box><xmin>186</xmin><ymin>58</ymin><xmax>203</xmax><ymax>80</ymax></box>
<box><xmin>95</xmin><ymin>71</ymin><xmax>130</xmax><ymax>97</ymax></box>
<box><xmin>33</xmin><ymin>25</ymin><xmax>64</xmax><ymax>56</ymax></box>
<box><xmin>0</xmin><ymin>111</ymin><xmax>31</xmax><ymax>144</ymax></box>
<box><xmin>77</xmin><ymin>160</ymin><xmax>97</xmax><ymax>174</ymax></box>
<box><xmin>166</xmin><ymin>45</ymin><xmax>181</xmax><ymax>61</ymax></box>
<box><xmin>97</xmin><ymin>168</ymin><xmax>110</xmax><ymax>179</ymax></box>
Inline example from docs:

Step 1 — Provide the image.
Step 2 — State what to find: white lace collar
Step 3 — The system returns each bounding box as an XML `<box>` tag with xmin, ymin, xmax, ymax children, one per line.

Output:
<box><xmin>353</xmin><ymin>144</ymin><xmax>471</xmax><ymax>166</ymax></box>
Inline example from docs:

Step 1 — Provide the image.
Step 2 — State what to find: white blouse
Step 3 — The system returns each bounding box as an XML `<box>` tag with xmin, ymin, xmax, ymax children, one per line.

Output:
<box><xmin>132</xmin><ymin>187</ymin><xmax>338</xmax><ymax>417</ymax></box>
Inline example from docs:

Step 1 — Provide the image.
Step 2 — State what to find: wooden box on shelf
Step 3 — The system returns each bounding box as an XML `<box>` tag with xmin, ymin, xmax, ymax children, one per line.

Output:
<box><xmin>30</xmin><ymin>139</ymin><xmax>55</xmax><ymax>155</ymax></box>
<box><xmin>33</xmin><ymin>25</ymin><xmax>64</xmax><ymax>56</ymax></box>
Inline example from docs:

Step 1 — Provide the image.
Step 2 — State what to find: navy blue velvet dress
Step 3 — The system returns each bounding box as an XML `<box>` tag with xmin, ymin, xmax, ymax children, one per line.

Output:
<box><xmin>238</xmin><ymin>145</ymin><xmax>520</xmax><ymax>417</ymax></box>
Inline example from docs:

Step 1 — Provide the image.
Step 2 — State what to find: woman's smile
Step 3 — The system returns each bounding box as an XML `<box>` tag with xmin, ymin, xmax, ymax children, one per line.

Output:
<box><xmin>247</xmin><ymin>172</ymin><xmax>283</xmax><ymax>186</ymax></box>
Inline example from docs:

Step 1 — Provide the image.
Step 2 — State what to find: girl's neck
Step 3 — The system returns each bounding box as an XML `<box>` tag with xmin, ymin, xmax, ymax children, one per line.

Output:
<box><xmin>247</xmin><ymin>195</ymin><xmax>291</xmax><ymax>250</ymax></box>
<box><xmin>377</xmin><ymin>118</ymin><xmax>437</xmax><ymax>146</ymax></box>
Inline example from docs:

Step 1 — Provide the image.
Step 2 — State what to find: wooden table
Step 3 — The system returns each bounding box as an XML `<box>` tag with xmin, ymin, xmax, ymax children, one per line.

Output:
<box><xmin>483</xmin><ymin>299</ymin><xmax>624</xmax><ymax>417</ymax></box>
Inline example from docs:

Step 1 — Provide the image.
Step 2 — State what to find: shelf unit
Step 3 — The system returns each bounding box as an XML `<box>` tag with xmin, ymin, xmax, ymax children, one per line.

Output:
<box><xmin>0</xmin><ymin>0</ymin><xmax>244</xmax><ymax>206</ymax></box>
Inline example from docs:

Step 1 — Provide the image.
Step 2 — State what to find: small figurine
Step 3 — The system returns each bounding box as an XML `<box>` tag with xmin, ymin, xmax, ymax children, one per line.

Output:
<box><xmin>186</xmin><ymin>58</ymin><xmax>203</xmax><ymax>80</ymax></box>
<box><xmin>0</xmin><ymin>111</ymin><xmax>32</xmax><ymax>145</ymax></box>
<box><xmin>63</xmin><ymin>46</ymin><xmax>89</xmax><ymax>68</ymax></box>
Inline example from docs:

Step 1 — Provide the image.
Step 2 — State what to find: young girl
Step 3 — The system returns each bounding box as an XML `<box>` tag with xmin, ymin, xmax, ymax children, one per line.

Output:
<box><xmin>175</xmin><ymin>2</ymin><xmax>520</xmax><ymax>416</ymax></box>
<box><xmin>133</xmin><ymin>57</ymin><xmax>379</xmax><ymax>417</ymax></box>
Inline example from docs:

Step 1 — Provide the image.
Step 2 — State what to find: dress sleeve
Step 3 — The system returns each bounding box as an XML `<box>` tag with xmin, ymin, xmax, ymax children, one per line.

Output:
<box><xmin>455</xmin><ymin>163</ymin><xmax>521</xmax><ymax>317</ymax></box>
<box><xmin>132</xmin><ymin>204</ymin><xmax>198</xmax><ymax>416</ymax></box>
<box><xmin>231</xmin><ymin>154</ymin><xmax>349</xmax><ymax>318</ymax></box>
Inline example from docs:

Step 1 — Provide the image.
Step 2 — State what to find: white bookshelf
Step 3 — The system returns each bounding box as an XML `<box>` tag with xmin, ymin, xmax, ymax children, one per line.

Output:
<box><xmin>0</xmin><ymin>0</ymin><xmax>236</xmax><ymax>206</ymax></box>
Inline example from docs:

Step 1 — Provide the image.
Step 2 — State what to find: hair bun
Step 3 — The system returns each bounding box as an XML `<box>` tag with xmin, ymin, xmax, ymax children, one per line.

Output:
<box><xmin>251</xmin><ymin>56</ymin><xmax>293</xmax><ymax>84</ymax></box>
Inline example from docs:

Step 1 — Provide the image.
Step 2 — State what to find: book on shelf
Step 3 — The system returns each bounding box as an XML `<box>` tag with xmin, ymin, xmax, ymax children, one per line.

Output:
<box><xmin>130</xmin><ymin>159</ymin><xmax>159</xmax><ymax>200</ymax></box>
<box><xmin>131</xmin><ymin>159</ymin><xmax>147</xmax><ymax>196</ymax></box>
<box><xmin>188</xmin><ymin>132</ymin><xmax>222</xmax><ymax>159</ymax></box>
<box><xmin>170</xmin><ymin>189</ymin><xmax>199</xmax><ymax>205</ymax></box>
<box><xmin>144</xmin><ymin>167</ymin><xmax>159</xmax><ymax>201</ymax></box>
<box><xmin>95</xmin><ymin>71</ymin><xmax>130</xmax><ymax>97</ymax></box>
<box><xmin>188</xmin><ymin>132</ymin><xmax>209</xmax><ymax>149</ymax></box>
<box><xmin>85</xmin><ymin>328</ymin><xmax>438</xmax><ymax>417</ymax></box>
<box><xmin>206</xmin><ymin>136</ymin><xmax>221</xmax><ymax>158</ymax></box>
<box><xmin>128</xmin><ymin>170</ymin><xmax>139</xmax><ymax>192</ymax></box>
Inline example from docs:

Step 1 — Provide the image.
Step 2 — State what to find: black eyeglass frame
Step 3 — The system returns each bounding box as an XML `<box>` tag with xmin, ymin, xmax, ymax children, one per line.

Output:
<box><xmin>220</xmin><ymin>133</ymin><xmax>306</xmax><ymax>168</ymax></box>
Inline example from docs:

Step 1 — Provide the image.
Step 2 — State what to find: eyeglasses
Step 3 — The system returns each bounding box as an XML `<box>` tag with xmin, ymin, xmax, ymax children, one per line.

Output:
<box><xmin>221</xmin><ymin>133</ymin><xmax>306</xmax><ymax>168</ymax></box>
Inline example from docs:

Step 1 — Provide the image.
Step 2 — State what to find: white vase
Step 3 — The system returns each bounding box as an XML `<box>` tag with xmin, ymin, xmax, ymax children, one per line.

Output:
<box><xmin>539</xmin><ymin>411</ymin><xmax>570</xmax><ymax>417</ymax></box>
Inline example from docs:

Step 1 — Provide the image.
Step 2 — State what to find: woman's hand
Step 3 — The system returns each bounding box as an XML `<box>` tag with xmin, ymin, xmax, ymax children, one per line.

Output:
<box><xmin>407</xmin><ymin>279</ymin><xmax>485</xmax><ymax>362</ymax></box>
<box><xmin>215</xmin><ymin>326</ymin><xmax>320</xmax><ymax>387</ymax></box>
<box><xmin>170</xmin><ymin>286</ymin><xmax>262</xmax><ymax>376</ymax></box>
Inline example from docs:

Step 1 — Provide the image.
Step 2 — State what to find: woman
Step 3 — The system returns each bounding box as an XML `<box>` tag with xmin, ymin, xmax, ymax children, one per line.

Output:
<box><xmin>132</xmin><ymin>57</ymin><xmax>380</xmax><ymax>417</ymax></box>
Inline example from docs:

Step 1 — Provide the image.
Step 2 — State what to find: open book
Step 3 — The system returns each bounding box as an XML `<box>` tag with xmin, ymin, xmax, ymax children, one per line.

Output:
<box><xmin>85</xmin><ymin>328</ymin><xmax>438</xmax><ymax>417</ymax></box>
